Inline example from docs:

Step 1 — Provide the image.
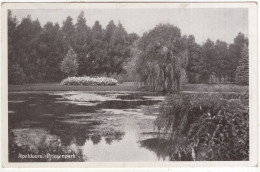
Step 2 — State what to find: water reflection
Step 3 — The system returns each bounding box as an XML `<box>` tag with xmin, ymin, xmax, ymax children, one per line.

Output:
<box><xmin>139</xmin><ymin>138</ymin><xmax>171</xmax><ymax>161</ymax></box>
<box><xmin>8</xmin><ymin>91</ymin><xmax>166</xmax><ymax>161</ymax></box>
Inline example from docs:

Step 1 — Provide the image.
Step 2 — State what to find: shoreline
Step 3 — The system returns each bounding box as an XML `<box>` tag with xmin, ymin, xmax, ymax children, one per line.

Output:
<box><xmin>8</xmin><ymin>82</ymin><xmax>248</xmax><ymax>93</ymax></box>
<box><xmin>8</xmin><ymin>82</ymin><xmax>141</xmax><ymax>92</ymax></box>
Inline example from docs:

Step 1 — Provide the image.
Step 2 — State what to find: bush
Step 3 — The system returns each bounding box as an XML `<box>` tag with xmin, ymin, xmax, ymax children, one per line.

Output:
<box><xmin>60</xmin><ymin>48</ymin><xmax>79</xmax><ymax>77</ymax></box>
<box><xmin>107</xmin><ymin>73</ymin><xmax>131</xmax><ymax>83</ymax></box>
<box><xmin>155</xmin><ymin>92</ymin><xmax>249</xmax><ymax>161</ymax></box>
<box><xmin>61</xmin><ymin>76</ymin><xmax>118</xmax><ymax>86</ymax></box>
<box><xmin>8</xmin><ymin>130</ymin><xmax>84</xmax><ymax>162</ymax></box>
<box><xmin>8</xmin><ymin>63</ymin><xmax>27</xmax><ymax>84</ymax></box>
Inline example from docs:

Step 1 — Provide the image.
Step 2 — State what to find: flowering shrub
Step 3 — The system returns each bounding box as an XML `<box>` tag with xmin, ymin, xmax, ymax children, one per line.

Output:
<box><xmin>61</xmin><ymin>76</ymin><xmax>118</xmax><ymax>86</ymax></box>
<box><xmin>155</xmin><ymin>92</ymin><xmax>249</xmax><ymax>161</ymax></box>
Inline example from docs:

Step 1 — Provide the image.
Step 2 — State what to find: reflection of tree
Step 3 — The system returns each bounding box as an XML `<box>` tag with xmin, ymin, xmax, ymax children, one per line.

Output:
<box><xmin>74</xmin><ymin>129</ymin><xmax>88</xmax><ymax>146</ymax></box>
<box><xmin>114</xmin><ymin>131</ymin><xmax>124</xmax><ymax>141</ymax></box>
<box><xmin>140</xmin><ymin>137</ymin><xmax>193</xmax><ymax>161</ymax></box>
<box><xmin>105</xmin><ymin>137</ymin><xmax>113</xmax><ymax>145</ymax></box>
<box><xmin>139</xmin><ymin>138</ymin><xmax>170</xmax><ymax>161</ymax></box>
<box><xmin>74</xmin><ymin>148</ymin><xmax>85</xmax><ymax>162</ymax></box>
<box><xmin>52</xmin><ymin>123</ymin><xmax>96</xmax><ymax>147</ymax></box>
<box><xmin>104</xmin><ymin>131</ymin><xmax>125</xmax><ymax>145</ymax></box>
<box><xmin>91</xmin><ymin>135</ymin><xmax>101</xmax><ymax>145</ymax></box>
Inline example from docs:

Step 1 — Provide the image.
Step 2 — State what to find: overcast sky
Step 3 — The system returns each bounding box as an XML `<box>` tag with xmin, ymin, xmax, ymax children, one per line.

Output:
<box><xmin>11</xmin><ymin>8</ymin><xmax>248</xmax><ymax>44</ymax></box>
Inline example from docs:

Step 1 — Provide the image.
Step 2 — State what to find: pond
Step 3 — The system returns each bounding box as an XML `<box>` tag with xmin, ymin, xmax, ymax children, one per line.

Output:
<box><xmin>8</xmin><ymin>91</ymin><xmax>171</xmax><ymax>162</ymax></box>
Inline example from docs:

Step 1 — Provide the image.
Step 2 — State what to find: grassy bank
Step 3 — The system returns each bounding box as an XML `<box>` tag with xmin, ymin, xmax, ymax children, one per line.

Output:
<box><xmin>182</xmin><ymin>83</ymin><xmax>248</xmax><ymax>93</ymax></box>
<box><xmin>8</xmin><ymin>82</ymin><xmax>141</xmax><ymax>92</ymax></box>
<box><xmin>8</xmin><ymin>82</ymin><xmax>248</xmax><ymax>93</ymax></box>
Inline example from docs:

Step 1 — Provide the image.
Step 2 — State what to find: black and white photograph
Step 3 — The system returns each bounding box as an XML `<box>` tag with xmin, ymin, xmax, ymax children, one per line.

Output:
<box><xmin>1</xmin><ymin>2</ymin><xmax>258</xmax><ymax>167</ymax></box>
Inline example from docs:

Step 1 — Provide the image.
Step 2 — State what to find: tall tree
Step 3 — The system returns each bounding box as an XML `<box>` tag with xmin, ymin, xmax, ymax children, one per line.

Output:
<box><xmin>135</xmin><ymin>24</ymin><xmax>188</xmax><ymax>91</ymax></box>
<box><xmin>104</xmin><ymin>20</ymin><xmax>117</xmax><ymax>43</ymax></box>
<box><xmin>14</xmin><ymin>15</ymin><xmax>42</xmax><ymax>81</ymax></box>
<box><xmin>214</xmin><ymin>40</ymin><xmax>229</xmax><ymax>82</ymax></box>
<box><xmin>236</xmin><ymin>44</ymin><xmax>249</xmax><ymax>85</ymax></box>
<box><xmin>92</xmin><ymin>21</ymin><xmax>103</xmax><ymax>40</ymax></box>
<box><xmin>62</xmin><ymin>16</ymin><xmax>75</xmax><ymax>47</ymax></box>
<box><xmin>8</xmin><ymin>10</ymin><xmax>18</xmax><ymax>64</ymax></box>
<box><xmin>200</xmin><ymin>39</ymin><xmax>216</xmax><ymax>82</ymax></box>
<box><xmin>184</xmin><ymin>35</ymin><xmax>202</xmax><ymax>83</ymax></box>
<box><xmin>8</xmin><ymin>10</ymin><xmax>27</xmax><ymax>84</ymax></box>
<box><xmin>38</xmin><ymin>22</ymin><xmax>67</xmax><ymax>81</ymax></box>
<box><xmin>108</xmin><ymin>22</ymin><xmax>130</xmax><ymax>74</ymax></box>
<box><xmin>74</xmin><ymin>11</ymin><xmax>92</xmax><ymax>75</ymax></box>
<box><xmin>86</xmin><ymin>20</ymin><xmax>107</xmax><ymax>75</ymax></box>
<box><xmin>228</xmin><ymin>33</ymin><xmax>249</xmax><ymax>81</ymax></box>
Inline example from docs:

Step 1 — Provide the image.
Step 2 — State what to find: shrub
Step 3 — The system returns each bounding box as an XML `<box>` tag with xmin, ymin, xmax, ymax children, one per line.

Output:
<box><xmin>61</xmin><ymin>76</ymin><xmax>118</xmax><ymax>86</ymax></box>
<box><xmin>60</xmin><ymin>48</ymin><xmax>79</xmax><ymax>77</ymax></box>
<box><xmin>107</xmin><ymin>73</ymin><xmax>131</xmax><ymax>83</ymax></box>
<box><xmin>155</xmin><ymin>92</ymin><xmax>249</xmax><ymax>161</ymax></box>
<box><xmin>8</xmin><ymin>130</ymin><xmax>84</xmax><ymax>162</ymax></box>
<box><xmin>8</xmin><ymin>63</ymin><xmax>27</xmax><ymax>84</ymax></box>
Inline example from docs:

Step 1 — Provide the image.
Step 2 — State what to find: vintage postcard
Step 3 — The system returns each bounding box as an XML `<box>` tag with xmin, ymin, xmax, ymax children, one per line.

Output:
<box><xmin>1</xmin><ymin>2</ymin><xmax>258</xmax><ymax>168</ymax></box>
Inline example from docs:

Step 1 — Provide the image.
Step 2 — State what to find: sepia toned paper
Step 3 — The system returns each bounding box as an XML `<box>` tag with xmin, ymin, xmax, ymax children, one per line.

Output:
<box><xmin>1</xmin><ymin>2</ymin><xmax>258</xmax><ymax>168</ymax></box>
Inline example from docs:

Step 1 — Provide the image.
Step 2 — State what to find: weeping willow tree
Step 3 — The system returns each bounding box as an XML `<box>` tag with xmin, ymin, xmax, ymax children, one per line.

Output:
<box><xmin>133</xmin><ymin>24</ymin><xmax>188</xmax><ymax>91</ymax></box>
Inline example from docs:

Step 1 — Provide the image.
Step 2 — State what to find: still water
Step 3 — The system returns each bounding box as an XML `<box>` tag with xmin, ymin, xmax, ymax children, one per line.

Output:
<box><xmin>8</xmin><ymin>91</ymin><xmax>170</xmax><ymax>161</ymax></box>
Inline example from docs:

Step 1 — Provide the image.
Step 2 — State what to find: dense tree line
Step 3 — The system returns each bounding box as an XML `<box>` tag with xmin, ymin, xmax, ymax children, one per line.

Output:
<box><xmin>8</xmin><ymin>10</ymin><xmax>138</xmax><ymax>84</ymax></box>
<box><xmin>8</xmin><ymin>10</ymin><xmax>248</xmax><ymax>85</ymax></box>
<box><xmin>184</xmin><ymin>33</ymin><xmax>248</xmax><ymax>84</ymax></box>
<box><xmin>127</xmin><ymin>25</ymin><xmax>248</xmax><ymax>87</ymax></box>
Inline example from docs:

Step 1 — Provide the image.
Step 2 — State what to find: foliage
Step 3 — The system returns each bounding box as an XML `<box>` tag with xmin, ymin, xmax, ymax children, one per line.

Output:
<box><xmin>236</xmin><ymin>45</ymin><xmax>249</xmax><ymax>85</ymax></box>
<box><xmin>62</xmin><ymin>16</ymin><xmax>75</xmax><ymax>47</ymax></box>
<box><xmin>8</xmin><ymin>130</ymin><xmax>84</xmax><ymax>162</ymax></box>
<box><xmin>186</xmin><ymin>33</ymin><xmax>248</xmax><ymax>84</ymax></box>
<box><xmin>38</xmin><ymin>22</ymin><xmax>68</xmax><ymax>81</ymax></box>
<box><xmin>98</xmin><ymin>72</ymin><xmax>131</xmax><ymax>83</ymax></box>
<box><xmin>61</xmin><ymin>76</ymin><xmax>118</xmax><ymax>86</ymax></box>
<box><xmin>8</xmin><ymin>10</ymin><xmax>249</xmax><ymax>85</ymax></box>
<box><xmin>74</xmin><ymin>12</ymin><xmax>92</xmax><ymax>76</ymax></box>
<box><xmin>9</xmin><ymin>14</ymin><xmax>42</xmax><ymax>82</ymax></box>
<box><xmin>123</xmin><ymin>47</ymin><xmax>141</xmax><ymax>82</ymax></box>
<box><xmin>155</xmin><ymin>92</ymin><xmax>249</xmax><ymax>161</ymax></box>
<box><xmin>184</xmin><ymin>35</ymin><xmax>202</xmax><ymax>83</ymax></box>
<box><xmin>8</xmin><ymin>63</ymin><xmax>27</xmax><ymax>84</ymax></box>
<box><xmin>8</xmin><ymin>11</ymin><xmax>136</xmax><ymax>84</ymax></box>
<box><xmin>133</xmin><ymin>24</ymin><xmax>188</xmax><ymax>91</ymax></box>
<box><xmin>60</xmin><ymin>48</ymin><xmax>79</xmax><ymax>77</ymax></box>
<box><xmin>8</xmin><ymin>10</ymin><xmax>18</xmax><ymax>67</ymax></box>
<box><xmin>182</xmin><ymin>84</ymin><xmax>248</xmax><ymax>93</ymax></box>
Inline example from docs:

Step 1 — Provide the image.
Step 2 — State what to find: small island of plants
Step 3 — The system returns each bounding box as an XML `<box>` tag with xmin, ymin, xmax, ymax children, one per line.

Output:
<box><xmin>61</xmin><ymin>76</ymin><xmax>118</xmax><ymax>86</ymax></box>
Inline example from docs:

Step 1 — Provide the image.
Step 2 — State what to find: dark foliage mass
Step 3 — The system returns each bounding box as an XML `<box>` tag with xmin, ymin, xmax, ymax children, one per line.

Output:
<box><xmin>155</xmin><ymin>92</ymin><xmax>249</xmax><ymax>161</ymax></box>
<box><xmin>8</xmin><ymin>10</ymin><xmax>138</xmax><ymax>84</ymax></box>
<box><xmin>183</xmin><ymin>33</ymin><xmax>248</xmax><ymax>84</ymax></box>
<box><xmin>236</xmin><ymin>45</ymin><xmax>249</xmax><ymax>85</ymax></box>
<box><xmin>8</xmin><ymin>10</ymin><xmax>248</xmax><ymax>86</ymax></box>
<box><xmin>131</xmin><ymin>24</ymin><xmax>188</xmax><ymax>91</ymax></box>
